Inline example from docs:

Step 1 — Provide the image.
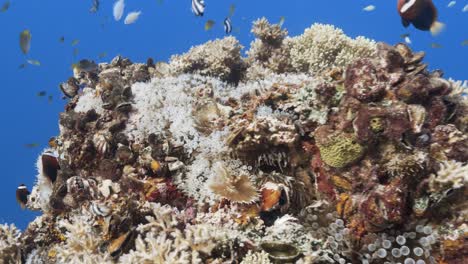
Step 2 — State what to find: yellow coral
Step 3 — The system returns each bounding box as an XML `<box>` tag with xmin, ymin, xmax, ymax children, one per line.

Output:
<box><xmin>318</xmin><ymin>133</ymin><xmax>364</xmax><ymax>168</ymax></box>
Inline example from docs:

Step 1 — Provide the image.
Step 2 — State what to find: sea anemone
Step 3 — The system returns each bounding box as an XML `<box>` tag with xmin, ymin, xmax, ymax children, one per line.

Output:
<box><xmin>208</xmin><ymin>161</ymin><xmax>259</xmax><ymax>204</ymax></box>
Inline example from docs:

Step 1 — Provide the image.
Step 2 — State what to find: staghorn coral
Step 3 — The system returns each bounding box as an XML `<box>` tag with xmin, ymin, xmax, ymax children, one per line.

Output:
<box><xmin>7</xmin><ymin>20</ymin><xmax>468</xmax><ymax>264</ymax></box>
<box><xmin>429</xmin><ymin>160</ymin><xmax>468</xmax><ymax>192</ymax></box>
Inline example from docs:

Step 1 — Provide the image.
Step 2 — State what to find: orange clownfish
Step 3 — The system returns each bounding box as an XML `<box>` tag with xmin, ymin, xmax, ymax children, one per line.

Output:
<box><xmin>397</xmin><ymin>0</ymin><xmax>445</xmax><ymax>36</ymax></box>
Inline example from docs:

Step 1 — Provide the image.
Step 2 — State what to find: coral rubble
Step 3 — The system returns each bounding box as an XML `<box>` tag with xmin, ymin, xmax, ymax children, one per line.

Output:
<box><xmin>3</xmin><ymin>18</ymin><xmax>468</xmax><ymax>263</ymax></box>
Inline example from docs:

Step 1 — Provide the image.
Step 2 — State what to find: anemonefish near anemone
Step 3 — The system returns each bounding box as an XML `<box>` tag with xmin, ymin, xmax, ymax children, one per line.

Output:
<box><xmin>397</xmin><ymin>0</ymin><xmax>445</xmax><ymax>36</ymax></box>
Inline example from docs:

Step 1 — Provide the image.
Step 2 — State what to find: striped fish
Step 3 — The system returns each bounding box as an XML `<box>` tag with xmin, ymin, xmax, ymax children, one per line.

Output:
<box><xmin>191</xmin><ymin>0</ymin><xmax>205</xmax><ymax>16</ymax></box>
<box><xmin>224</xmin><ymin>17</ymin><xmax>232</xmax><ymax>34</ymax></box>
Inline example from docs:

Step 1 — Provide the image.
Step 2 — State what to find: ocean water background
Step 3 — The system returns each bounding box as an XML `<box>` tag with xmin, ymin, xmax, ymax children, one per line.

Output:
<box><xmin>0</xmin><ymin>0</ymin><xmax>466</xmax><ymax>229</ymax></box>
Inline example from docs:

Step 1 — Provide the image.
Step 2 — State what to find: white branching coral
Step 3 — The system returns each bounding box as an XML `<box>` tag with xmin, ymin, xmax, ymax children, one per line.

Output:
<box><xmin>429</xmin><ymin>160</ymin><xmax>468</xmax><ymax>191</ymax></box>
<box><xmin>0</xmin><ymin>224</ymin><xmax>21</xmax><ymax>264</ymax></box>
<box><xmin>246</xmin><ymin>18</ymin><xmax>294</xmax><ymax>78</ymax></box>
<box><xmin>120</xmin><ymin>203</ymin><xmax>232</xmax><ymax>264</ymax></box>
<box><xmin>290</xmin><ymin>23</ymin><xmax>376</xmax><ymax>74</ymax></box>
<box><xmin>52</xmin><ymin>210</ymin><xmax>113</xmax><ymax>264</ymax></box>
<box><xmin>169</xmin><ymin>37</ymin><xmax>244</xmax><ymax>82</ymax></box>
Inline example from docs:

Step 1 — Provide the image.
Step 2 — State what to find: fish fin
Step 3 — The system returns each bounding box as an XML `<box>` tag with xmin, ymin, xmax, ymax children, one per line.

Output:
<box><xmin>401</xmin><ymin>18</ymin><xmax>410</xmax><ymax>28</ymax></box>
<box><xmin>430</xmin><ymin>21</ymin><xmax>445</xmax><ymax>36</ymax></box>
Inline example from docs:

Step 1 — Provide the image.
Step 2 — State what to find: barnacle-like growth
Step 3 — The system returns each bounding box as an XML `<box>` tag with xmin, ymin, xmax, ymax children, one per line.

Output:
<box><xmin>241</xmin><ymin>251</ymin><xmax>272</xmax><ymax>264</ymax></box>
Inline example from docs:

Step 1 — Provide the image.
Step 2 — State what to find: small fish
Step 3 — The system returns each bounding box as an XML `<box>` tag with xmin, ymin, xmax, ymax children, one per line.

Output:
<box><xmin>113</xmin><ymin>0</ymin><xmax>125</xmax><ymax>21</ymax></box>
<box><xmin>431</xmin><ymin>43</ymin><xmax>442</xmax><ymax>48</ymax></box>
<box><xmin>27</xmin><ymin>59</ymin><xmax>41</xmax><ymax>66</ymax></box>
<box><xmin>16</xmin><ymin>184</ymin><xmax>30</xmax><ymax>209</ymax></box>
<box><xmin>37</xmin><ymin>91</ymin><xmax>46</xmax><ymax>97</ymax></box>
<box><xmin>74</xmin><ymin>59</ymin><xmax>98</xmax><ymax>72</ymax></box>
<box><xmin>48</xmin><ymin>137</ymin><xmax>57</xmax><ymax>148</ymax></box>
<box><xmin>24</xmin><ymin>143</ymin><xmax>39</xmax><ymax>148</ymax></box>
<box><xmin>228</xmin><ymin>4</ymin><xmax>236</xmax><ymax>17</ymax></box>
<box><xmin>73</xmin><ymin>48</ymin><xmax>79</xmax><ymax>57</ymax></box>
<box><xmin>224</xmin><ymin>18</ymin><xmax>232</xmax><ymax>34</ymax></box>
<box><xmin>71</xmin><ymin>39</ymin><xmax>79</xmax><ymax>46</ymax></box>
<box><xmin>90</xmin><ymin>0</ymin><xmax>99</xmax><ymax>13</ymax></box>
<box><xmin>48</xmin><ymin>95</ymin><xmax>53</xmax><ymax>103</ymax></box>
<box><xmin>124</xmin><ymin>11</ymin><xmax>141</xmax><ymax>25</ymax></box>
<box><xmin>1</xmin><ymin>1</ymin><xmax>10</xmax><ymax>12</ymax></box>
<box><xmin>19</xmin><ymin>30</ymin><xmax>31</xmax><ymax>54</ymax></box>
<box><xmin>404</xmin><ymin>36</ymin><xmax>412</xmax><ymax>44</ymax></box>
<box><xmin>447</xmin><ymin>1</ymin><xmax>456</xmax><ymax>8</ymax></box>
<box><xmin>98</xmin><ymin>52</ymin><xmax>107</xmax><ymax>59</ymax></box>
<box><xmin>205</xmin><ymin>20</ymin><xmax>215</xmax><ymax>31</ymax></box>
<box><xmin>279</xmin><ymin>16</ymin><xmax>285</xmax><ymax>27</ymax></box>
<box><xmin>462</xmin><ymin>4</ymin><xmax>468</xmax><ymax>12</ymax></box>
<box><xmin>461</xmin><ymin>40</ymin><xmax>468</xmax><ymax>46</ymax></box>
<box><xmin>397</xmin><ymin>0</ymin><xmax>445</xmax><ymax>36</ymax></box>
<box><xmin>59</xmin><ymin>36</ymin><xmax>65</xmax><ymax>43</ymax></box>
<box><xmin>363</xmin><ymin>5</ymin><xmax>376</xmax><ymax>11</ymax></box>
<box><xmin>18</xmin><ymin>64</ymin><xmax>27</xmax><ymax>69</ymax></box>
<box><xmin>192</xmin><ymin>0</ymin><xmax>205</xmax><ymax>16</ymax></box>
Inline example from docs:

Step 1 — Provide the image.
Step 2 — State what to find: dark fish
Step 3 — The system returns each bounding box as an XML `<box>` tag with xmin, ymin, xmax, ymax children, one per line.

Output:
<box><xmin>42</xmin><ymin>151</ymin><xmax>60</xmax><ymax>183</ymax></box>
<box><xmin>20</xmin><ymin>30</ymin><xmax>31</xmax><ymax>54</ymax></box>
<box><xmin>1</xmin><ymin>1</ymin><xmax>10</xmax><ymax>12</ymax></box>
<box><xmin>16</xmin><ymin>184</ymin><xmax>30</xmax><ymax>209</ymax></box>
<box><xmin>191</xmin><ymin>0</ymin><xmax>205</xmax><ymax>16</ymax></box>
<box><xmin>224</xmin><ymin>18</ymin><xmax>232</xmax><ymax>34</ymax></box>
<box><xmin>18</xmin><ymin>64</ymin><xmax>27</xmax><ymax>69</ymax></box>
<box><xmin>48</xmin><ymin>95</ymin><xmax>53</xmax><ymax>103</ymax></box>
<box><xmin>37</xmin><ymin>91</ymin><xmax>46</xmax><ymax>97</ymax></box>
<box><xmin>397</xmin><ymin>0</ymin><xmax>444</xmax><ymax>35</ymax></box>
<box><xmin>59</xmin><ymin>36</ymin><xmax>65</xmax><ymax>43</ymax></box>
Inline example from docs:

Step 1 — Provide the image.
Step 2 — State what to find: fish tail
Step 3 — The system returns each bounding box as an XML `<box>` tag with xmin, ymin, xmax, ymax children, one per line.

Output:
<box><xmin>430</xmin><ymin>21</ymin><xmax>445</xmax><ymax>36</ymax></box>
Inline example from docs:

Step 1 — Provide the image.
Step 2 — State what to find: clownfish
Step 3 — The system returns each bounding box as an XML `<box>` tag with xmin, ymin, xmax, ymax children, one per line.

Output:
<box><xmin>397</xmin><ymin>0</ymin><xmax>445</xmax><ymax>36</ymax></box>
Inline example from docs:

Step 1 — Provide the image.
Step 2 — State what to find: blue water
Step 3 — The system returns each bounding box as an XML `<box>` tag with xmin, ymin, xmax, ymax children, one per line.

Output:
<box><xmin>0</xmin><ymin>0</ymin><xmax>466</xmax><ymax>229</ymax></box>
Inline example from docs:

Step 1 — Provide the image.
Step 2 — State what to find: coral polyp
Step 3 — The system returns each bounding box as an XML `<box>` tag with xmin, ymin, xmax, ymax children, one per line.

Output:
<box><xmin>2</xmin><ymin>19</ymin><xmax>467</xmax><ymax>263</ymax></box>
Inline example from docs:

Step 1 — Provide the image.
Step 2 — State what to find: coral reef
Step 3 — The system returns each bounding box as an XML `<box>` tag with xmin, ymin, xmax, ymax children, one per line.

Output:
<box><xmin>3</xmin><ymin>19</ymin><xmax>467</xmax><ymax>263</ymax></box>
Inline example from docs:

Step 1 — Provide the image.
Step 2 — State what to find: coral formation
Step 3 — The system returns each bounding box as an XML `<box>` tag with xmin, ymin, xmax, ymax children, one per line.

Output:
<box><xmin>3</xmin><ymin>19</ymin><xmax>467</xmax><ymax>263</ymax></box>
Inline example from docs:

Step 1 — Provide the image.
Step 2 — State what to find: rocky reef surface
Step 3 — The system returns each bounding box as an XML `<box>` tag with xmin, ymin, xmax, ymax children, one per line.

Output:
<box><xmin>2</xmin><ymin>18</ymin><xmax>467</xmax><ymax>264</ymax></box>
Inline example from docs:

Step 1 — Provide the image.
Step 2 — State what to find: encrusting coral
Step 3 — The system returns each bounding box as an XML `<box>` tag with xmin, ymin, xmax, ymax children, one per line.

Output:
<box><xmin>3</xmin><ymin>18</ymin><xmax>467</xmax><ymax>263</ymax></box>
